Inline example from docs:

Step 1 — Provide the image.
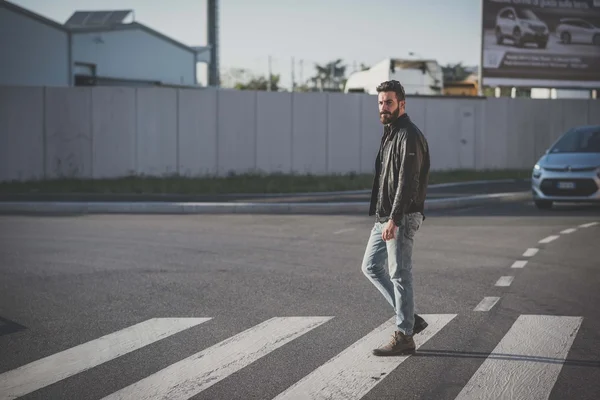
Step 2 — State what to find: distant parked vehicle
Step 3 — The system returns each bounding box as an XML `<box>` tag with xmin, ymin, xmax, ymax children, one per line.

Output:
<box><xmin>495</xmin><ymin>6</ymin><xmax>549</xmax><ymax>48</ymax></box>
<box><xmin>556</xmin><ymin>18</ymin><xmax>600</xmax><ymax>46</ymax></box>
<box><xmin>531</xmin><ymin>125</ymin><xmax>600</xmax><ymax>209</ymax></box>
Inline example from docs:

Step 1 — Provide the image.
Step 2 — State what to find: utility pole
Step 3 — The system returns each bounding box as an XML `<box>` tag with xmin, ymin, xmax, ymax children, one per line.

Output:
<box><xmin>207</xmin><ymin>0</ymin><xmax>219</xmax><ymax>87</ymax></box>
<box><xmin>291</xmin><ymin>57</ymin><xmax>295</xmax><ymax>92</ymax></box>
<box><xmin>299</xmin><ymin>59</ymin><xmax>303</xmax><ymax>88</ymax></box>
<box><xmin>330</xmin><ymin>62</ymin><xmax>334</xmax><ymax>91</ymax></box>
<box><xmin>268</xmin><ymin>55</ymin><xmax>272</xmax><ymax>91</ymax></box>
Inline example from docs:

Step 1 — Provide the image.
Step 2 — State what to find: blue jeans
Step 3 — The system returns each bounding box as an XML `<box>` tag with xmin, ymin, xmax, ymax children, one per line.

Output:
<box><xmin>361</xmin><ymin>213</ymin><xmax>423</xmax><ymax>335</ymax></box>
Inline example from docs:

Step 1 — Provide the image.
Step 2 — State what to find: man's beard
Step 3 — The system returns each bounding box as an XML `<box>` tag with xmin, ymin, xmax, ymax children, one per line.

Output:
<box><xmin>379</xmin><ymin>107</ymin><xmax>400</xmax><ymax>124</ymax></box>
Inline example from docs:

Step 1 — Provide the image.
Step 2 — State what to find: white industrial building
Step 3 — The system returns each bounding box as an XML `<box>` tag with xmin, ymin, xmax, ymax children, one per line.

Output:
<box><xmin>0</xmin><ymin>0</ymin><xmax>211</xmax><ymax>87</ymax></box>
<box><xmin>344</xmin><ymin>58</ymin><xmax>444</xmax><ymax>96</ymax></box>
<box><xmin>0</xmin><ymin>0</ymin><xmax>71</xmax><ymax>86</ymax></box>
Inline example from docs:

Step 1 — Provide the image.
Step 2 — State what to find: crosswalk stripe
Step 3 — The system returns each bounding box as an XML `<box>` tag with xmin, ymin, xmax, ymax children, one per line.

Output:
<box><xmin>0</xmin><ymin>318</ymin><xmax>210</xmax><ymax>400</ymax></box>
<box><xmin>454</xmin><ymin>315</ymin><xmax>583</xmax><ymax>400</ymax></box>
<box><xmin>271</xmin><ymin>314</ymin><xmax>457</xmax><ymax>400</ymax></box>
<box><xmin>101</xmin><ymin>316</ymin><xmax>333</xmax><ymax>400</ymax></box>
<box><xmin>560</xmin><ymin>228</ymin><xmax>576</xmax><ymax>234</ymax></box>
<box><xmin>579</xmin><ymin>221</ymin><xmax>598</xmax><ymax>228</ymax></box>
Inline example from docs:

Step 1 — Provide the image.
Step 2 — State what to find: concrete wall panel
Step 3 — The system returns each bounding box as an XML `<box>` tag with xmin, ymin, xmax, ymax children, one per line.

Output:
<box><xmin>589</xmin><ymin>100</ymin><xmax>600</xmax><ymax>125</ymax></box>
<box><xmin>560</xmin><ymin>99</ymin><xmax>589</xmax><ymax>133</ymax></box>
<box><xmin>481</xmin><ymin>98</ymin><xmax>509</xmax><ymax>169</ymax></box>
<box><xmin>457</xmin><ymin>101</ymin><xmax>478</xmax><ymax>169</ymax></box>
<box><xmin>327</xmin><ymin>93</ymin><xmax>361</xmax><ymax>174</ymax></box>
<box><xmin>406</xmin><ymin>97</ymin><xmax>427</xmax><ymax>133</ymax></box>
<box><xmin>135</xmin><ymin>87</ymin><xmax>178</xmax><ymax>176</ymax></box>
<box><xmin>424</xmin><ymin>99</ymin><xmax>460</xmax><ymax>170</ymax></box>
<box><xmin>2</xmin><ymin>86</ymin><xmax>599</xmax><ymax>181</ymax></box>
<box><xmin>530</xmin><ymin>100</ymin><xmax>559</xmax><ymax>161</ymax></box>
<box><xmin>507</xmin><ymin>99</ymin><xmax>536</xmax><ymax>168</ymax></box>
<box><xmin>217</xmin><ymin>90</ymin><xmax>256</xmax><ymax>175</ymax></box>
<box><xmin>291</xmin><ymin>93</ymin><xmax>327</xmax><ymax>174</ymax></box>
<box><xmin>91</xmin><ymin>87</ymin><xmax>136</xmax><ymax>178</ymax></box>
<box><xmin>256</xmin><ymin>92</ymin><xmax>292</xmax><ymax>173</ymax></box>
<box><xmin>44</xmin><ymin>87</ymin><xmax>92</xmax><ymax>178</ymax></box>
<box><xmin>0</xmin><ymin>86</ymin><xmax>44</xmax><ymax>181</ymax></box>
<box><xmin>360</xmin><ymin>94</ymin><xmax>383</xmax><ymax>174</ymax></box>
<box><xmin>178</xmin><ymin>89</ymin><xmax>218</xmax><ymax>176</ymax></box>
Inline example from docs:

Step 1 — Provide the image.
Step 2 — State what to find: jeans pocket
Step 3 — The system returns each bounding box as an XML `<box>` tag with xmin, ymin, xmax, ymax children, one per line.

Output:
<box><xmin>403</xmin><ymin>213</ymin><xmax>422</xmax><ymax>239</ymax></box>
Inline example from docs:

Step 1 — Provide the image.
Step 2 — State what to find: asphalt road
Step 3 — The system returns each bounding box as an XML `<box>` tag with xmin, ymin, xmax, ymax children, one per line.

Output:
<box><xmin>0</xmin><ymin>199</ymin><xmax>599</xmax><ymax>400</ymax></box>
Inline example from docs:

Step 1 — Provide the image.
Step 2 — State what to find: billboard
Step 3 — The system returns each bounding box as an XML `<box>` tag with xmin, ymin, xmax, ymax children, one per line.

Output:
<box><xmin>481</xmin><ymin>0</ymin><xmax>600</xmax><ymax>88</ymax></box>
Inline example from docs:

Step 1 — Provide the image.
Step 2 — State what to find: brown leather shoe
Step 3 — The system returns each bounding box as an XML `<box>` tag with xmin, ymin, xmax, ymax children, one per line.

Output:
<box><xmin>372</xmin><ymin>331</ymin><xmax>416</xmax><ymax>356</ymax></box>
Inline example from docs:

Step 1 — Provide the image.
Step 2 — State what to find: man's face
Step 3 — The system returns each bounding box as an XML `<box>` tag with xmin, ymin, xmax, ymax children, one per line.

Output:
<box><xmin>378</xmin><ymin>92</ymin><xmax>403</xmax><ymax>125</ymax></box>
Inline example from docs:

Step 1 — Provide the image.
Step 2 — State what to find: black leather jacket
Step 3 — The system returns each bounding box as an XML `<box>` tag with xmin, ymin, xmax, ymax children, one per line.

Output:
<box><xmin>369</xmin><ymin>113</ymin><xmax>430</xmax><ymax>225</ymax></box>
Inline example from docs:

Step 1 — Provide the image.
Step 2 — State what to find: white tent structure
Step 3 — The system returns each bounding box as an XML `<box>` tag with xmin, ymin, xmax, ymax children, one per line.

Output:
<box><xmin>344</xmin><ymin>58</ymin><xmax>444</xmax><ymax>96</ymax></box>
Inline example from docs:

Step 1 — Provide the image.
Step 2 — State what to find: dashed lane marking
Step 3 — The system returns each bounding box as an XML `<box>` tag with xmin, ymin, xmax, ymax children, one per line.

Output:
<box><xmin>495</xmin><ymin>276</ymin><xmax>514</xmax><ymax>287</ymax></box>
<box><xmin>474</xmin><ymin>297</ymin><xmax>500</xmax><ymax>312</ymax></box>
<box><xmin>539</xmin><ymin>235</ymin><xmax>559</xmax><ymax>244</ymax></box>
<box><xmin>522</xmin><ymin>248</ymin><xmax>538</xmax><ymax>257</ymax></box>
<box><xmin>511</xmin><ymin>260</ymin><xmax>528</xmax><ymax>269</ymax></box>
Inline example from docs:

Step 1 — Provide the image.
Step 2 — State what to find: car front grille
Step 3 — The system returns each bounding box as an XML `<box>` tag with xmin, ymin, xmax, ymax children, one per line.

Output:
<box><xmin>540</xmin><ymin>178</ymin><xmax>599</xmax><ymax>196</ymax></box>
<box><xmin>544</xmin><ymin>166</ymin><xmax>597</xmax><ymax>172</ymax></box>
<box><xmin>530</xmin><ymin>26</ymin><xmax>546</xmax><ymax>33</ymax></box>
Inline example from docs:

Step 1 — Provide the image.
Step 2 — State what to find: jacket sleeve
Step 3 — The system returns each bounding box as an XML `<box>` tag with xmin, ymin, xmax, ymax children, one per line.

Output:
<box><xmin>390</xmin><ymin>129</ymin><xmax>423</xmax><ymax>225</ymax></box>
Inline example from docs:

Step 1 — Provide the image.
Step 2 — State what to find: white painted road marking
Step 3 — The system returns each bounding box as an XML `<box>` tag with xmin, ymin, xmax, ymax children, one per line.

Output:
<box><xmin>101</xmin><ymin>316</ymin><xmax>332</xmax><ymax>400</ymax></box>
<box><xmin>454</xmin><ymin>315</ymin><xmax>582</xmax><ymax>400</ymax></box>
<box><xmin>474</xmin><ymin>297</ymin><xmax>500</xmax><ymax>311</ymax></box>
<box><xmin>539</xmin><ymin>235</ymin><xmax>559</xmax><ymax>244</ymax></box>
<box><xmin>522</xmin><ymin>248</ymin><xmax>538</xmax><ymax>257</ymax></box>
<box><xmin>272</xmin><ymin>314</ymin><xmax>456</xmax><ymax>400</ymax></box>
<box><xmin>334</xmin><ymin>228</ymin><xmax>356</xmax><ymax>234</ymax></box>
<box><xmin>511</xmin><ymin>260</ymin><xmax>528</xmax><ymax>269</ymax></box>
<box><xmin>580</xmin><ymin>221</ymin><xmax>598</xmax><ymax>228</ymax></box>
<box><xmin>0</xmin><ymin>318</ymin><xmax>210</xmax><ymax>400</ymax></box>
<box><xmin>495</xmin><ymin>276</ymin><xmax>514</xmax><ymax>287</ymax></box>
<box><xmin>560</xmin><ymin>228</ymin><xmax>577</xmax><ymax>234</ymax></box>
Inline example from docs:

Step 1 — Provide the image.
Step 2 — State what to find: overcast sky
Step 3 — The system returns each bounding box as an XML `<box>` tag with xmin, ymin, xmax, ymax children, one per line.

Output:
<box><xmin>10</xmin><ymin>0</ymin><xmax>482</xmax><ymax>88</ymax></box>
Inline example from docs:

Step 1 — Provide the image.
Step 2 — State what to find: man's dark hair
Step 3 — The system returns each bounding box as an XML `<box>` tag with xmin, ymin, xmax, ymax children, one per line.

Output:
<box><xmin>376</xmin><ymin>80</ymin><xmax>406</xmax><ymax>102</ymax></box>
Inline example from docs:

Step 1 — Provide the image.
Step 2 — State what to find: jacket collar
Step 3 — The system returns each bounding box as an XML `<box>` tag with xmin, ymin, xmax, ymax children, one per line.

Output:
<box><xmin>384</xmin><ymin>113</ymin><xmax>410</xmax><ymax>135</ymax></box>
<box><xmin>389</xmin><ymin>113</ymin><xmax>410</xmax><ymax>128</ymax></box>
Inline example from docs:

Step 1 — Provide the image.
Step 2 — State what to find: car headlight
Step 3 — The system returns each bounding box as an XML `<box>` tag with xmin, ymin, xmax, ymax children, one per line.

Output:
<box><xmin>533</xmin><ymin>164</ymin><xmax>542</xmax><ymax>179</ymax></box>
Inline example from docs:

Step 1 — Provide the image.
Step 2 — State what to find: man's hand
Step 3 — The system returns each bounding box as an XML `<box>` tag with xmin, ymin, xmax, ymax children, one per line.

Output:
<box><xmin>382</xmin><ymin>219</ymin><xmax>397</xmax><ymax>241</ymax></box>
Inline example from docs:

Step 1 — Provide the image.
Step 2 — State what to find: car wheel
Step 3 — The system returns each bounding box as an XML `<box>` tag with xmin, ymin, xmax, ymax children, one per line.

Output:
<box><xmin>513</xmin><ymin>28</ymin><xmax>523</xmax><ymax>47</ymax></box>
<box><xmin>534</xmin><ymin>200</ymin><xmax>553</xmax><ymax>209</ymax></box>
<box><xmin>537</xmin><ymin>40</ymin><xmax>547</xmax><ymax>49</ymax></box>
<box><xmin>495</xmin><ymin>27</ymin><xmax>503</xmax><ymax>44</ymax></box>
<box><xmin>561</xmin><ymin>32</ymin><xmax>571</xmax><ymax>44</ymax></box>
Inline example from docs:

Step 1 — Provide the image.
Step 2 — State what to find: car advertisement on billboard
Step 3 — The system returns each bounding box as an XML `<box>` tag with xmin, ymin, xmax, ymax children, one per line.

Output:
<box><xmin>481</xmin><ymin>0</ymin><xmax>600</xmax><ymax>88</ymax></box>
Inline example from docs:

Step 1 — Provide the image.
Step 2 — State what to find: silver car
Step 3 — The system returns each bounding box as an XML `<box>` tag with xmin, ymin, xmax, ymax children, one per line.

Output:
<box><xmin>556</xmin><ymin>18</ymin><xmax>600</xmax><ymax>46</ymax></box>
<box><xmin>531</xmin><ymin>125</ymin><xmax>600</xmax><ymax>209</ymax></box>
<box><xmin>495</xmin><ymin>6</ymin><xmax>549</xmax><ymax>48</ymax></box>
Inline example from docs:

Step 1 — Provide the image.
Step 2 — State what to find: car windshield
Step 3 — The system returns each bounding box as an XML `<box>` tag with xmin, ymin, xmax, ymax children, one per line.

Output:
<box><xmin>550</xmin><ymin>127</ymin><xmax>600</xmax><ymax>153</ymax></box>
<box><xmin>516</xmin><ymin>9</ymin><xmax>540</xmax><ymax>21</ymax></box>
